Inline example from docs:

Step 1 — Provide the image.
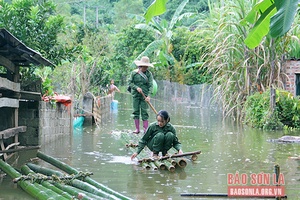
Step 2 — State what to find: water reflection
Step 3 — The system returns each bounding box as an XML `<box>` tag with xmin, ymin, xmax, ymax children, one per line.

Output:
<box><xmin>1</xmin><ymin>92</ymin><xmax>300</xmax><ymax>199</ymax></box>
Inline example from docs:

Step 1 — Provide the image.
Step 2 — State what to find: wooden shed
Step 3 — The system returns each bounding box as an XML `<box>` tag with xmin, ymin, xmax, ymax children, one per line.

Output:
<box><xmin>0</xmin><ymin>28</ymin><xmax>53</xmax><ymax>160</ymax></box>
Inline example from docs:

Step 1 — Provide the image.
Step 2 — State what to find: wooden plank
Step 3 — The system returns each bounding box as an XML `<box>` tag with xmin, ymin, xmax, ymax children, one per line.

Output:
<box><xmin>5</xmin><ymin>142</ymin><xmax>20</xmax><ymax>150</ymax></box>
<box><xmin>19</xmin><ymin>90</ymin><xmax>41</xmax><ymax>101</ymax></box>
<box><xmin>0</xmin><ymin>77</ymin><xmax>20</xmax><ymax>91</ymax></box>
<box><xmin>0</xmin><ymin>145</ymin><xmax>40</xmax><ymax>154</ymax></box>
<box><xmin>0</xmin><ymin>97</ymin><xmax>19</xmax><ymax>108</ymax></box>
<box><xmin>0</xmin><ymin>140</ymin><xmax>7</xmax><ymax>160</ymax></box>
<box><xmin>0</xmin><ymin>55</ymin><xmax>16</xmax><ymax>73</ymax></box>
<box><xmin>0</xmin><ymin>126</ymin><xmax>26</xmax><ymax>139</ymax></box>
<box><xmin>73</xmin><ymin>113</ymin><xmax>93</xmax><ymax>117</ymax></box>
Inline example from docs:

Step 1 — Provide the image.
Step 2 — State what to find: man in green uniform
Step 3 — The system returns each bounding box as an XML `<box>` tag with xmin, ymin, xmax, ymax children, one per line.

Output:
<box><xmin>128</xmin><ymin>56</ymin><xmax>154</xmax><ymax>134</ymax></box>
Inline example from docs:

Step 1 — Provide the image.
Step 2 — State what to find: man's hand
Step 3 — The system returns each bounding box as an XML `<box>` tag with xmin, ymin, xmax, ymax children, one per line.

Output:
<box><xmin>178</xmin><ymin>149</ymin><xmax>183</xmax><ymax>154</ymax></box>
<box><xmin>145</xmin><ymin>96</ymin><xmax>150</xmax><ymax>102</ymax></box>
<box><xmin>137</xmin><ymin>87</ymin><xmax>142</xmax><ymax>93</ymax></box>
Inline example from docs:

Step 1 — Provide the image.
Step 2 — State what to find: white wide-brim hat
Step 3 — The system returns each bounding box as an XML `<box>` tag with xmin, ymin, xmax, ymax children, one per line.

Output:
<box><xmin>134</xmin><ymin>56</ymin><xmax>153</xmax><ymax>67</ymax></box>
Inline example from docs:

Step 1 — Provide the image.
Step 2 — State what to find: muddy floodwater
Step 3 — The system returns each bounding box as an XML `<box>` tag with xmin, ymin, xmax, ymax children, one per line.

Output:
<box><xmin>1</xmin><ymin>91</ymin><xmax>300</xmax><ymax>200</ymax></box>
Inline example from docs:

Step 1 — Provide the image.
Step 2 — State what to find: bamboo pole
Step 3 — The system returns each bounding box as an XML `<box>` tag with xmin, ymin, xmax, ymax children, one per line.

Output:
<box><xmin>140</xmin><ymin>91</ymin><xmax>157</xmax><ymax>114</ymax></box>
<box><xmin>0</xmin><ymin>159</ymin><xmax>65</xmax><ymax>200</ymax></box>
<box><xmin>37</xmin><ymin>151</ymin><xmax>132</xmax><ymax>200</ymax></box>
<box><xmin>174</xmin><ymin>158</ymin><xmax>187</xmax><ymax>168</ymax></box>
<box><xmin>154</xmin><ymin>160</ymin><xmax>166</xmax><ymax>170</ymax></box>
<box><xmin>168</xmin><ymin>158</ymin><xmax>177</xmax><ymax>166</ymax></box>
<box><xmin>138</xmin><ymin>150</ymin><xmax>201</xmax><ymax>163</ymax></box>
<box><xmin>148</xmin><ymin>162</ymin><xmax>158</xmax><ymax>170</ymax></box>
<box><xmin>21</xmin><ymin>165</ymin><xmax>75</xmax><ymax>199</ymax></box>
<box><xmin>191</xmin><ymin>154</ymin><xmax>198</xmax><ymax>161</ymax></box>
<box><xmin>27</xmin><ymin>163</ymin><xmax>120</xmax><ymax>200</ymax></box>
<box><xmin>53</xmin><ymin>182</ymin><xmax>101</xmax><ymax>200</ymax></box>
<box><xmin>162</xmin><ymin>160</ymin><xmax>175</xmax><ymax>172</ymax></box>
<box><xmin>141</xmin><ymin>162</ymin><xmax>151</xmax><ymax>170</ymax></box>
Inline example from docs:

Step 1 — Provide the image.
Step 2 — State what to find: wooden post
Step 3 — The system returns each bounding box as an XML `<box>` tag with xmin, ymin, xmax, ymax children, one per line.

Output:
<box><xmin>275</xmin><ymin>164</ymin><xmax>281</xmax><ymax>200</ymax></box>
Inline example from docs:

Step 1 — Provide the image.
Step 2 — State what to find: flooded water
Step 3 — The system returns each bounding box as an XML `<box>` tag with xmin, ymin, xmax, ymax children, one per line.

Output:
<box><xmin>1</xmin><ymin>91</ymin><xmax>300</xmax><ymax>200</ymax></box>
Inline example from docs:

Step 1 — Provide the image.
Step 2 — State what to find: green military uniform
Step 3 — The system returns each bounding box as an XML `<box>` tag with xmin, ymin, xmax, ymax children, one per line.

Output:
<box><xmin>128</xmin><ymin>68</ymin><xmax>153</xmax><ymax>120</ymax></box>
<box><xmin>136</xmin><ymin>122</ymin><xmax>181</xmax><ymax>155</ymax></box>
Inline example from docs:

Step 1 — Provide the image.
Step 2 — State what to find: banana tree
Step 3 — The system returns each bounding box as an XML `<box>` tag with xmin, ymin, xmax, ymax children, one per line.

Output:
<box><xmin>243</xmin><ymin>0</ymin><xmax>299</xmax><ymax>49</ymax></box>
<box><xmin>135</xmin><ymin>0</ymin><xmax>193</xmax><ymax>80</ymax></box>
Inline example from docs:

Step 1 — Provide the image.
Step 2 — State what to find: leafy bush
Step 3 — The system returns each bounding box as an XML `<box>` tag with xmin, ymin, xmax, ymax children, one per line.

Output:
<box><xmin>288</xmin><ymin>37</ymin><xmax>300</xmax><ymax>60</ymax></box>
<box><xmin>244</xmin><ymin>89</ymin><xmax>300</xmax><ymax>130</ymax></box>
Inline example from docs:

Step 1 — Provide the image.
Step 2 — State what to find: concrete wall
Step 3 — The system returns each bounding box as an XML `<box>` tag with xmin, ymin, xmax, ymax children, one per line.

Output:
<box><xmin>19</xmin><ymin>101</ymin><xmax>72</xmax><ymax>146</ymax></box>
<box><xmin>39</xmin><ymin>102</ymin><xmax>72</xmax><ymax>145</ymax></box>
<box><xmin>19</xmin><ymin>101</ymin><xmax>40</xmax><ymax>145</ymax></box>
<box><xmin>284</xmin><ymin>60</ymin><xmax>300</xmax><ymax>96</ymax></box>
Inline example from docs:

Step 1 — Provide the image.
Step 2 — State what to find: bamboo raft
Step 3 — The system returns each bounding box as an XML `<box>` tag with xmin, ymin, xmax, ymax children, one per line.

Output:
<box><xmin>119</xmin><ymin>130</ymin><xmax>201</xmax><ymax>172</ymax></box>
<box><xmin>0</xmin><ymin>151</ymin><xmax>132</xmax><ymax>200</ymax></box>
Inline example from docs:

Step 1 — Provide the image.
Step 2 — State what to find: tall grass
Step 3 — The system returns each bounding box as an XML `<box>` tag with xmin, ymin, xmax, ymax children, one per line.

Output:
<box><xmin>194</xmin><ymin>0</ymin><xmax>292</xmax><ymax>121</ymax></box>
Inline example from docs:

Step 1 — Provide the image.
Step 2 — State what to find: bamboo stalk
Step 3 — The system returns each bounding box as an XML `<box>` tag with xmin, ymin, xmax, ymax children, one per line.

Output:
<box><xmin>0</xmin><ymin>159</ymin><xmax>65</xmax><ymax>200</ymax></box>
<box><xmin>53</xmin><ymin>182</ymin><xmax>101</xmax><ymax>200</ymax></box>
<box><xmin>148</xmin><ymin>162</ymin><xmax>158</xmax><ymax>170</ymax></box>
<box><xmin>71</xmin><ymin>178</ymin><xmax>121</xmax><ymax>200</ymax></box>
<box><xmin>32</xmin><ymin>183</ymin><xmax>68</xmax><ymax>200</ymax></box>
<box><xmin>21</xmin><ymin>165</ymin><xmax>74</xmax><ymax>199</ymax></box>
<box><xmin>154</xmin><ymin>160</ymin><xmax>166</xmax><ymax>170</ymax></box>
<box><xmin>37</xmin><ymin>151</ymin><xmax>132</xmax><ymax>200</ymax></box>
<box><xmin>166</xmin><ymin>158</ymin><xmax>177</xmax><ymax>166</ymax></box>
<box><xmin>138</xmin><ymin>150</ymin><xmax>201</xmax><ymax>163</ymax></box>
<box><xmin>140</xmin><ymin>91</ymin><xmax>158</xmax><ymax>114</ymax></box>
<box><xmin>191</xmin><ymin>154</ymin><xmax>198</xmax><ymax>161</ymax></box>
<box><xmin>141</xmin><ymin>162</ymin><xmax>151</xmax><ymax>170</ymax></box>
<box><xmin>162</xmin><ymin>160</ymin><xmax>175</xmax><ymax>172</ymax></box>
<box><xmin>27</xmin><ymin>163</ymin><xmax>120</xmax><ymax>200</ymax></box>
<box><xmin>13</xmin><ymin>171</ymin><xmax>93</xmax><ymax>183</ymax></box>
<box><xmin>174</xmin><ymin>158</ymin><xmax>187</xmax><ymax>168</ymax></box>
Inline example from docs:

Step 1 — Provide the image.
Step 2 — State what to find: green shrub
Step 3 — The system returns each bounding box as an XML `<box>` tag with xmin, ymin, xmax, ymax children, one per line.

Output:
<box><xmin>244</xmin><ymin>89</ymin><xmax>300</xmax><ymax>130</ymax></box>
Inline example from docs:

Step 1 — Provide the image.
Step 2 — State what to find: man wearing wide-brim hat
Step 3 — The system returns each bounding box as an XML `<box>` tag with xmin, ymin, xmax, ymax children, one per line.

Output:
<box><xmin>128</xmin><ymin>56</ymin><xmax>154</xmax><ymax>134</ymax></box>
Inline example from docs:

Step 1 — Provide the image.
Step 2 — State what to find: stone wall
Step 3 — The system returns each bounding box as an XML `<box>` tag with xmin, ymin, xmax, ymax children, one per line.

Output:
<box><xmin>284</xmin><ymin>60</ymin><xmax>300</xmax><ymax>96</ymax></box>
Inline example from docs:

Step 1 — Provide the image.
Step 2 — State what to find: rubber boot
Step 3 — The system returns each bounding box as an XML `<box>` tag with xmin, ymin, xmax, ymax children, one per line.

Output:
<box><xmin>143</xmin><ymin>120</ymin><xmax>149</xmax><ymax>133</ymax></box>
<box><xmin>133</xmin><ymin>119</ymin><xmax>140</xmax><ymax>134</ymax></box>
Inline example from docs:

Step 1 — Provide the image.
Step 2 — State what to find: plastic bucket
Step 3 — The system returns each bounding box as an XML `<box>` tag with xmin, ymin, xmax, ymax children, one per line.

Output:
<box><xmin>111</xmin><ymin>100</ymin><xmax>118</xmax><ymax>111</ymax></box>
